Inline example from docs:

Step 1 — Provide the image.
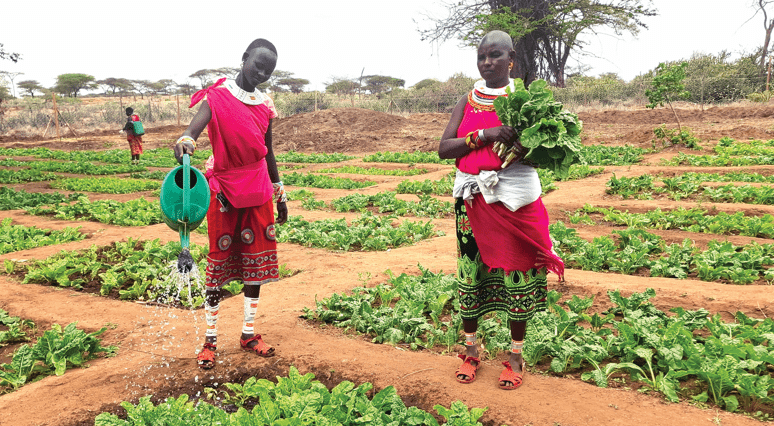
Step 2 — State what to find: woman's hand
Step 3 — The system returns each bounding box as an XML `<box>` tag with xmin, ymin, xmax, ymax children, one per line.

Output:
<box><xmin>276</xmin><ymin>202</ymin><xmax>288</xmax><ymax>225</ymax></box>
<box><xmin>483</xmin><ymin>126</ymin><xmax>519</xmax><ymax>147</ymax></box>
<box><xmin>174</xmin><ymin>142</ymin><xmax>196</xmax><ymax>164</ymax></box>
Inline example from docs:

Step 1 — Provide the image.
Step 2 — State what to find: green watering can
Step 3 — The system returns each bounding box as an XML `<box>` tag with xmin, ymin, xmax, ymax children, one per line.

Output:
<box><xmin>160</xmin><ymin>154</ymin><xmax>210</xmax><ymax>271</ymax></box>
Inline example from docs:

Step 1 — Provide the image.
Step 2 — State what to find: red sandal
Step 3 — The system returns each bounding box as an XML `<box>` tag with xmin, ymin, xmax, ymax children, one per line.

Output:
<box><xmin>499</xmin><ymin>360</ymin><xmax>525</xmax><ymax>390</ymax></box>
<box><xmin>455</xmin><ymin>354</ymin><xmax>480</xmax><ymax>384</ymax></box>
<box><xmin>240</xmin><ymin>334</ymin><xmax>275</xmax><ymax>357</ymax></box>
<box><xmin>197</xmin><ymin>343</ymin><xmax>216</xmax><ymax>369</ymax></box>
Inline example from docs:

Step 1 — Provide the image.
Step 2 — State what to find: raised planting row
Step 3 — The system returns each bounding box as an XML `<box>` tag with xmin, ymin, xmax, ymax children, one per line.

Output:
<box><xmin>551</xmin><ymin>222</ymin><xmax>774</xmax><ymax>284</ymax></box>
<box><xmin>578</xmin><ymin>144</ymin><xmax>649</xmax><ymax>165</ymax></box>
<box><xmin>6</xmin><ymin>239</ymin><xmax>209</xmax><ymax>308</ymax></box>
<box><xmin>714</xmin><ymin>137</ymin><xmax>774</xmax><ymax>156</ymax></box>
<box><xmin>275</xmin><ymin>150</ymin><xmax>355</xmax><ymax>163</ymax></box>
<box><xmin>277</xmin><ymin>213</ymin><xmax>442</xmax><ymax>252</ymax></box>
<box><xmin>362</xmin><ymin>150</ymin><xmax>454</xmax><ymax>165</ymax></box>
<box><xmin>303</xmin><ymin>270</ymin><xmax>774</xmax><ymax>417</ymax></box>
<box><xmin>571</xmin><ymin>204</ymin><xmax>774</xmax><ymax>239</ymax></box>
<box><xmin>606</xmin><ymin>173</ymin><xmax>774</xmax><ymax>204</ymax></box>
<box><xmin>0</xmin><ymin>308</ymin><xmax>34</xmax><ymax>346</ymax></box>
<box><xmin>301</xmin><ymin>191</ymin><xmax>453</xmax><ymax>218</ymax></box>
<box><xmin>0</xmin><ymin>318</ymin><xmax>115</xmax><ymax>394</ymax></box>
<box><xmin>0</xmin><ymin>147</ymin><xmax>211</xmax><ymax>168</ymax></box>
<box><xmin>50</xmin><ymin>177</ymin><xmax>160</xmax><ymax>194</ymax></box>
<box><xmin>313</xmin><ymin>164</ymin><xmax>429</xmax><ymax>176</ymax></box>
<box><xmin>94</xmin><ymin>367</ymin><xmax>491</xmax><ymax>426</ymax></box>
<box><xmin>0</xmin><ymin>158</ymin><xmax>147</xmax><ymax>175</ymax></box>
<box><xmin>0</xmin><ymin>169</ymin><xmax>57</xmax><ymax>184</ymax></box>
<box><xmin>26</xmin><ymin>196</ymin><xmax>162</xmax><ymax>227</ymax></box>
<box><xmin>663</xmin><ymin>152</ymin><xmax>774</xmax><ymax>167</ymax></box>
<box><xmin>0</xmin><ymin>218</ymin><xmax>85</xmax><ymax>254</ymax></box>
<box><xmin>4</xmin><ymin>239</ymin><xmax>299</xmax><ymax>309</ymax></box>
<box><xmin>282</xmin><ymin>172</ymin><xmax>377</xmax><ymax>190</ymax></box>
<box><xmin>0</xmin><ymin>187</ymin><xmax>83</xmax><ymax>210</ymax></box>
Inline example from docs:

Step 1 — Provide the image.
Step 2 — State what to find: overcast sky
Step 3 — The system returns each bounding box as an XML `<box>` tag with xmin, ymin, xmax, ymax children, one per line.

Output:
<box><xmin>0</xmin><ymin>0</ymin><xmax>767</xmax><ymax>94</ymax></box>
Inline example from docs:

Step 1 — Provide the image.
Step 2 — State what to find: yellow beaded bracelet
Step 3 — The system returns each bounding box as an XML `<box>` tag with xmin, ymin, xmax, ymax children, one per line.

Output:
<box><xmin>176</xmin><ymin>135</ymin><xmax>197</xmax><ymax>149</ymax></box>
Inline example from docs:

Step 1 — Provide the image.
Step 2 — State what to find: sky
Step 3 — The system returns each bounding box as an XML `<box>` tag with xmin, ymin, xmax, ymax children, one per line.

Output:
<box><xmin>0</xmin><ymin>0</ymin><xmax>768</xmax><ymax>96</ymax></box>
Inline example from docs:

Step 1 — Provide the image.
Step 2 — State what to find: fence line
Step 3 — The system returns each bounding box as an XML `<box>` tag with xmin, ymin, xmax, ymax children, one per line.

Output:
<box><xmin>0</xmin><ymin>75</ymin><xmax>770</xmax><ymax>135</ymax></box>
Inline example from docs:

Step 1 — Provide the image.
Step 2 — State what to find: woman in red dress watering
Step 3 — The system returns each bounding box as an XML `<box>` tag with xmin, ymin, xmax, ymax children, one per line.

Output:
<box><xmin>173</xmin><ymin>38</ymin><xmax>288</xmax><ymax>369</ymax></box>
<box><xmin>439</xmin><ymin>30</ymin><xmax>564</xmax><ymax>390</ymax></box>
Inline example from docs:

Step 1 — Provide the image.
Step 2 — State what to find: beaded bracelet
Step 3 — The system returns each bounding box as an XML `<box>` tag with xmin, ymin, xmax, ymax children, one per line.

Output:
<box><xmin>176</xmin><ymin>135</ymin><xmax>197</xmax><ymax>149</ymax></box>
<box><xmin>464</xmin><ymin>130</ymin><xmax>486</xmax><ymax>149</ymax></box>
<box><xmin>272</xmin><ymin>181</ymin><xmax>287</xmax><ymax>203</ymax></box>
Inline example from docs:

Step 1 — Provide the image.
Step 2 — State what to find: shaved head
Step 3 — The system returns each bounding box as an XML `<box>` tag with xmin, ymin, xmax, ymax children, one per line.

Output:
<box><xmin>479</xmin><ymin>30</ymin><xmax>513</xmax><ymax>51</ymax></box>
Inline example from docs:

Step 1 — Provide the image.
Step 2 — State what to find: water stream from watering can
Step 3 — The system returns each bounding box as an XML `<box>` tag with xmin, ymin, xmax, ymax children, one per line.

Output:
<box><xmin>121</xmin><ymin>261</ymin><xmax>227</xmax><ymax>400</ymax></box>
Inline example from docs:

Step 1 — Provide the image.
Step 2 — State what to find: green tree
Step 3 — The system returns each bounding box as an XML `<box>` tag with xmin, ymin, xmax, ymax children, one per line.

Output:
<box><xmin>645</xmin><ymin>62</ymin><xmax>689</xmax><ymax>131</ymax></box>
<box><xmin>325</xmin><ymin>77</ymin><xmax>360</xmax><ymax>97</ymax></box>
<box><xmin>150</xmin><ymin>79</ymin><xmax>177</xmax><ymax>95</ymax></box>
<box><xmin>420</xmin><ymin>0</ymin><xmax>657</xmax><ymax>87</ymax></box>
<box><xmin>276</xmin><ymin>77</ymin><xmax>309</xmax><ymax>94</ymax></box>
<box><xmin>0</xmin><ymin>84</ymin><xmax>11</xmax><ymax>100</ymax></box>
<box><xmin>189</xmin><ymin>69</ymin><xmax>215</xmax><ymax>89</ymax></box>
<box><xmin>363</xmin><ymin>75</ymin><xmax>405</xmax><ymax>94</ymax></box>
<box><xmin>54</xmin><ymin>73</ymin><xmax>96</xmax><ymax>97</ymax></box>
<box><xmin>412</xmin><ymin>78</ymin><xmax>441</xmax><ymax>90</ymax></box>
<box><xmin>17</xmin><ymin>80</ymin><xmax>44</xmax><ymax>97</ymax></box>
<box><xmin>264</xmin><ymin>70</ymin><xmax>295</xmax><ymax>93</ymax></box>
<box><xmin>96</xmin><ymin>77</ymin><xmax>133</xmax><ymax>95</ymax></box>
<box><xmin>177</xmin><ymin>83</ymin><xmax>196</xmax><ymax>96</ymax></box>
<box><xmin>0</xmin><ymin>43</ymin><xmax>20</xmax><ymax>62</ymax></box>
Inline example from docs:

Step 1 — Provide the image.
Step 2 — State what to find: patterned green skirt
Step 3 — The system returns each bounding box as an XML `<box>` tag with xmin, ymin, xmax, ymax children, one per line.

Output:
<box><xmin>455</xmin><ymin>198</ymin><xmax>547</xmax><ymax>322</ymax></box>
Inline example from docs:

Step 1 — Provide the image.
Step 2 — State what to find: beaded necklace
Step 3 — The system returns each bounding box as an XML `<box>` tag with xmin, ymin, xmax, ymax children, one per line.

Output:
<box><xmin>467</xmin><ymin>79</ymin><xmax>515</xmax><ymax>112</ymax></box>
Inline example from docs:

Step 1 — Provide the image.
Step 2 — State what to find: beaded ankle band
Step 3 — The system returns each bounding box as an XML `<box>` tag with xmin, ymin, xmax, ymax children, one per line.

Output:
<box><xmin>465</xmin><ymin>332</ymin><xmax>477</xmax><ymax>347</ymax></box>
<box><xmin>511</xmin><ymin>340</ymin><xmax>524</xmax><ymax>354</ymax></box>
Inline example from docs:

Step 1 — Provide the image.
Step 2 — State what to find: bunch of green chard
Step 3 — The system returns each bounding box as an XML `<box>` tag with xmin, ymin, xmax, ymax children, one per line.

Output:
<box><xmin>493</xmin><ymin>79</ymin><xmax>583</xmax><ymax>177</ymax></box>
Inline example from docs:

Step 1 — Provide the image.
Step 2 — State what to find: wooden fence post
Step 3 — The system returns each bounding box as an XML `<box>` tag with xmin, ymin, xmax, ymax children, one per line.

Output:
<box><xmin>52</xmin><ymin>93</ymin><xmax>60</xmax><ymax>139</ymax></box>
<box><xmin>176</xmin><ymin>95</ymin><xmax>180</xmax><ymax>126</ymax></box>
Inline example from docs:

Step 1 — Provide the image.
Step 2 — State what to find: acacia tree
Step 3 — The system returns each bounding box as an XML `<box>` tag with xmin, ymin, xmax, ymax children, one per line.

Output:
<box><xmin>0</xmin><ymin>71</ymin><xmax>22</xmax><ymax>97</ymax></box>
<box><xmin>749</xmin><ymin>0</ymin><xmax>774</xmax><ymax>71</ymax></box>
<box><xmin>17</xmin><ymin>80</ymin><xmax>44</xmax><ymax>97</ymax></box>
<box><xmin>189</xmin><ymin>69</ymin><xmax>216</xmax><ymax>89</ymax></box>
<box><xmin>276</xmin><ymin>77</ymin><xmax>309</xmax><ymax>94</ymax></box>
<box><xmin>325</xmin><ymin>77</ymin><xmax>360</xmax><ymax>98</ymax></box>
<box><xmin>362</xmin><ymin>75</ymin><xmax>405</xmax><ymax>94</ymax></box>
<box><xmin>54</xmin><ymin>73</ymin><xmax>96</xmax><ymax>97</ymax></box>
<box><xmin>96</xmin><ymin>77</ymin><xmax>133</xmax><ymax>95</ymax></box>
<box><xmin>420</xmin><ymin>0</ymin><xmax>657</xmax><ymax>87</ymax></box>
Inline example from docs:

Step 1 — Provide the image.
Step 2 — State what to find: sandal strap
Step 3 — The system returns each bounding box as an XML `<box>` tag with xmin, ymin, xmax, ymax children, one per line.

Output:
<box><xmin>240</xmin><ymin>334</ymin><xmax>262</xmax><ymax>347</ymax></box>
<box><xmin>499</xmin><ymin>361</ymin><xmax>525</xmax><ymax>389</ymax></box>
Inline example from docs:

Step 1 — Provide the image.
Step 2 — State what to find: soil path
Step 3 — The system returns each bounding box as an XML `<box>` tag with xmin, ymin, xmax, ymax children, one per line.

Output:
<box><xmin>1</xmin><ymin>105</ymin><xmax>773</xmax><ymax>426</ymax></box>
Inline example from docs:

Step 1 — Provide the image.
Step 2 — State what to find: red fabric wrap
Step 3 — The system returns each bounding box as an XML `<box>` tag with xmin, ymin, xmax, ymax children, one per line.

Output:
<box><xmin>127</xmin><ymin>134</ymin><xmax>143</xmax><ymax>155</ymax></box>
<box><xmin>204</xmin><ymin>191</ymin><xmax>279</xmax><ymax>288</ymax></box>
<box><xmin>465</xmin><ymin>189</ymin><xmax>564</xmax><ymax>278</ymax></box>
<box><xmin>191</xmin><ymin>78</ymin><xmax>273</xmax><ymax>208</ymax></box>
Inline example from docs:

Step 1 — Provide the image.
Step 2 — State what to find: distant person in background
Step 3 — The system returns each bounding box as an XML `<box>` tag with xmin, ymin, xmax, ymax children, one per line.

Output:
<box><xmin>173</xmin><ymin>38</ymin><xmax>287</xmax><ymax>370</ymax></box>
<box><xmin>121</xmin><ymin>107</ymin><xmax>143</xmax><ymax>165</ymax></box>
<box><xmin>438</xmin><ymin>30</ymin><xmax>564</xmax><ymax>390</ymax></box>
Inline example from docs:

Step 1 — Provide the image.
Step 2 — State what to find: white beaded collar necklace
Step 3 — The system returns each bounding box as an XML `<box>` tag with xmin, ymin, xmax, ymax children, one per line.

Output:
<box><xmin>468</xmin><ymin>79</ymin><xmax>515</xmax><ymax>112</ymax></box>
<box><xmin>223</xmin><ymin>79</ymin><xmax>267</xmax><ymax>105</ymax></box>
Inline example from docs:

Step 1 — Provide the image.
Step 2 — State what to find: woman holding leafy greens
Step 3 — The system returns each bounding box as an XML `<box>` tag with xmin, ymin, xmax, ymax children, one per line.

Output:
<box><xmin>438</xmin><ymin>30</ymin><xmax>564</xmax><ymax>390</ymax></box>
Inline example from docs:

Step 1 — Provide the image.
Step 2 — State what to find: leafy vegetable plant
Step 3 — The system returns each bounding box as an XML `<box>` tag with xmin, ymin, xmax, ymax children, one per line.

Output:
<box><xmin>493</xmin><ymin>79</ymin><xmax>583</xmax><ymax>176</ymax></box>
